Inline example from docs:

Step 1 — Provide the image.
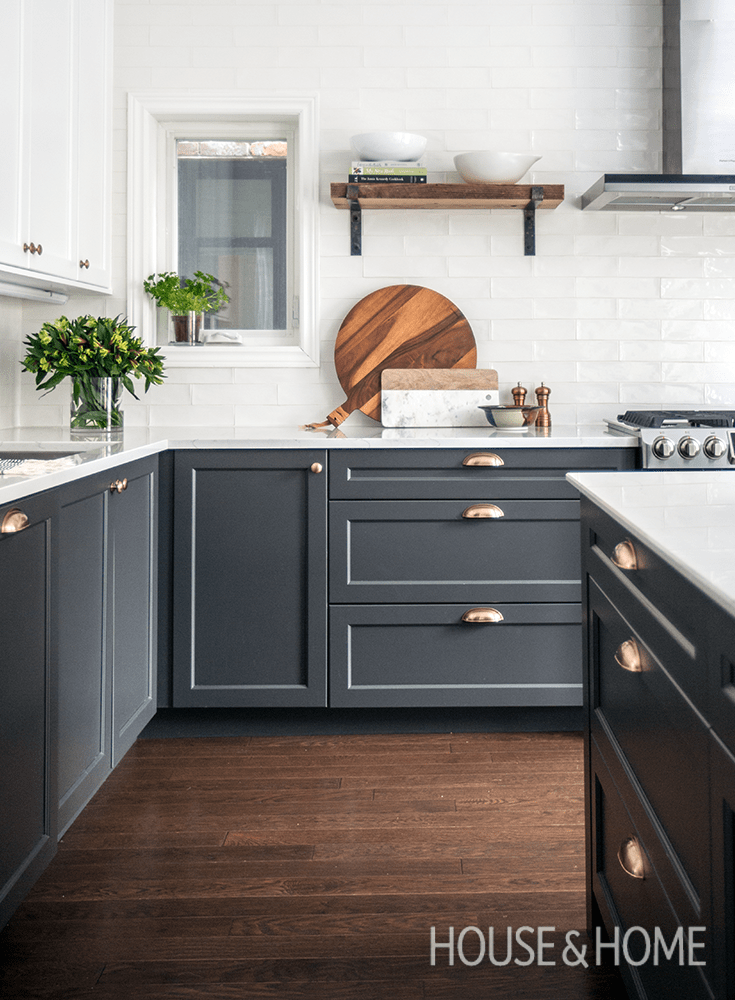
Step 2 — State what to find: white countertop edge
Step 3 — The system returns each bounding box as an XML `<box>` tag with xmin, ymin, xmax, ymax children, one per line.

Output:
<box><xmin>567</xmin><ymin>469</ymin><xmax>735</xmax><ymax>619</ymax></box>
<box><xmin>0</xmin><ymin>423</ymin><xmax>636</xmax><ymax>506</ymax></box>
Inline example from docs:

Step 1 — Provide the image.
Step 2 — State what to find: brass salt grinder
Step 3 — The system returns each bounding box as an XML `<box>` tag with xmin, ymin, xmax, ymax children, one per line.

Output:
<box><xmin>534</xmin><ymin>382</ymin><xmax>551</xmax><ymax>427</ymax></box>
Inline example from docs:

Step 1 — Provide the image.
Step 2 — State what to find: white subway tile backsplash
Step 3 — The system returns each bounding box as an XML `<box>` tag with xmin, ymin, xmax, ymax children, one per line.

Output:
<box><xmin>4</xmin><ymin>0</ymin><xmax>721</xmax><ymax>433</ymax></box>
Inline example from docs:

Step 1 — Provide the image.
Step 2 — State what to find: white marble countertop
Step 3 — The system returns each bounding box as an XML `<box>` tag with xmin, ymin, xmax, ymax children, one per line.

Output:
<box><xmin>567</xmin><ymin>469</ymin><xmax>735</xmax><ymax>619</ymax></box>
<box><xmin>0</xmin><ymin>422</ymin><xmax>636</xmax><ymax>506</ymax></box>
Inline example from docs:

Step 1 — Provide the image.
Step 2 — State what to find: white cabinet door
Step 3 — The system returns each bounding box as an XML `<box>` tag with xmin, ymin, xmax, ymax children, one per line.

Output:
<box><xmin>25</xmin><ymin>0</ymin><xmax>76</xmax><ymax>282</ymax></box>
<box><xmin>0</xmin><ymin>1</ymin><xmax>29</xmax><ymax>271</ymax></box>
<box><xmin>0</xmin><ymin>0</ymin><xmax>111</xmax><ymax>292</ymax></box>
<box><xmin>75</xmin><ymin>0</ymin><xmax>112</xmax><ymax>291</ymax></box>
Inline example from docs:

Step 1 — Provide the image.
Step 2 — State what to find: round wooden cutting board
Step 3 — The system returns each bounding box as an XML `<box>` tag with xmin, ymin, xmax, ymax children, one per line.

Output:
<box><xmin>307</xmin><ymin>284</ymin><xmax>477</xmax><ymax>428</ymax></box>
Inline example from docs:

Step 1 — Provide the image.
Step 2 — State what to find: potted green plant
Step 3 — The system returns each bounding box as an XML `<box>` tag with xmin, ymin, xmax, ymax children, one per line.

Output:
<box><xmin>21</xmin><ymin>314</ymin><xmax>165</xmax><ymax>433</ymax></box>
<box><xmin>143</xmin><ymin>270</ymin><xmax>229</xmax><ymax>344</ymax></box>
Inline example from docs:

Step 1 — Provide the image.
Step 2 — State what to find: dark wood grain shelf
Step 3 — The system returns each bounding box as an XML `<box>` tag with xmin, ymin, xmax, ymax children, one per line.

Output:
<box><xmin>330</xmin><ymin>181</ymin><xmax>565</xmax><ymax>255</ymax></box>
<box><xmin>330</xmin><ymin>181</ymin><xmax>564</xmax><ymax>210</ymax></box>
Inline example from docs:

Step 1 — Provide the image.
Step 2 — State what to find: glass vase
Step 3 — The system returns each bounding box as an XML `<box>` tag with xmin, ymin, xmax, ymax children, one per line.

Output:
<box><xmin>70</xmin><ymin>377</ymin><xmax>124</xmax><ymax>435</ymax></box>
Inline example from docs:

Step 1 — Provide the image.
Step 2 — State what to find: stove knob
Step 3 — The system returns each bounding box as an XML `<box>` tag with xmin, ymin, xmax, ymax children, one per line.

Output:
<box><xmin>678</xmin><ymin>436</ymin><xmax>700</xmax><ymax>459</ymax></box>
<box><xmin>651</xmin><ymin>435</ymin><xmax>675</xmax><ymax>459</ymax></box>
<box><xmin>703</xmin><ymin>435</ymin><xmax>727</xmax><ymax>459</ymax></box>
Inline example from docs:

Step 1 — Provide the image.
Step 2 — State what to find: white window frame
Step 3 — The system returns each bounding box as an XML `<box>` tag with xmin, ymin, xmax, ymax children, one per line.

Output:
<box><xmin>127</xmin><ymin>91</ymin><xmax>319</xmax><ymax>368</ymax></box>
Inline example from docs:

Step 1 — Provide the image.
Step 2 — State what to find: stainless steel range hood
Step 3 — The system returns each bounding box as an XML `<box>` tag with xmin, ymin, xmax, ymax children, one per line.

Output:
<box><xmin>582</xmin><ymin>0</ymin><xmax>735</xmax><ymax>211</ymax></box>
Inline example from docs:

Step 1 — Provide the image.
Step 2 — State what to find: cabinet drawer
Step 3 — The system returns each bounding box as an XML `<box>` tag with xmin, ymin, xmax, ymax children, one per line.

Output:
<box><xmin>329</xmin><ymin>603</ymin><xmax>582</xmax><ymax>708</ymax></box>
<box><xmin>703</xmin><ymin>599</ymin><xmax>735</xmax><ymax>760</ymax></box>
<box><xmin>582</xmin><ymin>497</ymin><xmax>707</xmax><ymax>710</ymax></box>
<box><xmin>330</xmin><ymin>499</ymin><xmax>580</xmax><ymax>603</ymax></box>
<box><xmin>589</xmin><ymin>580</ymin><xmax>710</xmax><ymax>911</ymax></box>
<box><xmin>330</xmin><ymin>448</ymin><xmax>635</xmax><ymax>501</ymax></box>
<box><xmin>590</xmin><ymin>737</ymin><xmax>712</xmax><ymax>1000</ymax></box>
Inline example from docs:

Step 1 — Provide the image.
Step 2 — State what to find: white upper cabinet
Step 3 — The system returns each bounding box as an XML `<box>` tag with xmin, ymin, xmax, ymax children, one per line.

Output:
<box><xmin>0</xmin><ymin>0</ymin><xmax>112</xmax><ymax>293</ymax></box>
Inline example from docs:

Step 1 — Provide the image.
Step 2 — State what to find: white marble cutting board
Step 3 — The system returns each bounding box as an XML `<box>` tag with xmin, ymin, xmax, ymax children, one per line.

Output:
<box><xmin>380</xmin><ymin>369</ymin><xmax>499</xmax><ymax>427</ymax></box>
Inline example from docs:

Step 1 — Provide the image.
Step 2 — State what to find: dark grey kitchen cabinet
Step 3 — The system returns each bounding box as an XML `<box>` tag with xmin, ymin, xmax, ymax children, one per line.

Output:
<box><xmin>580</xmin><ymin>496</ymin><xmax>718</xmax><ymax>1000</ymax></box>
<box><xmin>172</xmin><ymin>450</ymin><xmax>327</xmax><ymax>707</ymax></box>
<box><xmin>0</xmin><ymin>491</ymin><xmax>57</xmax><ymax>931</ymax></box>
<box><xmin>56</xmin><ymin>456</ymin><xmax>157</xmax><ymax>833</ymax></box>
<box><xmin>330</xmin><ymin>447</ymin><xmax>635</xmax><ymax>708</ymax></box>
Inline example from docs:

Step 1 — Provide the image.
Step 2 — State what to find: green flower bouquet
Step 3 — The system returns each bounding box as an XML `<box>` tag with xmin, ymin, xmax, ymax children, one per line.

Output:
<box><xmin>21</xmin><ymin>314</ymin><xmax>166</xmax><ymax>431</ymax></box>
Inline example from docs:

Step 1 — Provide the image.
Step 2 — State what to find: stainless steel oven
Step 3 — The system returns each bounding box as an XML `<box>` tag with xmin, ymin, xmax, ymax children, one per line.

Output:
<box><xmin>606</xmin><ymin>410</ymin><xmax>735</xmax><ymax>469</ymax></box>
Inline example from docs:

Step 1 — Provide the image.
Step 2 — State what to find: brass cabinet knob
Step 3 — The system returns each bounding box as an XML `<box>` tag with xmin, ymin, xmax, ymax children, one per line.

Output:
<box><xmin>23</xmin><ymin>242</ymin><xmax>42</xmax><ymax>255</ymax></box>
<box><xmin>462</xmin><ymin>503</ymin><xmax>504</xmax><ymax>519</ymax></box>
<box><xmin>310</xmin><ymin>462</ymin><xmax>323</xmax><ymax>474</ymax></box>
<box><xmin>615</xmin><ymin>638</ymin><xmax>642</xmax><ymax>673</ymax></box>
<box><xmin>79</xmin><ymin>259</ymin><xmax>90</xmax><ymax>269</ymax></box>
<box><xmin>461</xmin><ymin>607</ymin><xmax>504</xmax><ymax>624</ymax></box>
<box><xmin>110</xmin><ymin>478</ymin><xmax>128</xmax><ymax>493</ymax></box>
<box><xmin>1</xmin><ymin>508</ymin><xmax>29</xmax><ymax>533</ymax></box>
<box><xmin>462</xmin><ymin>452</ymin><xmax>504</xmax><ymax>467</ymax></box>
<box><xmin>617</xmin><ymin>836</ymin><xmax>646</xmax><ymax>880</ymax></box>
<box><xmin>611</xmin><ymin>539</ymin><xmax>638</xmax><ymax>571</ymax></box>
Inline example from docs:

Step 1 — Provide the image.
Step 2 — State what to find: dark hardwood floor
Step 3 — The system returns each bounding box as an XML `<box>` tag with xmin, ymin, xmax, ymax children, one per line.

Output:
<box><xmin>0</xmin><ymin>730</ymin><xmax>626</xmax><ymax>998</ymax></box>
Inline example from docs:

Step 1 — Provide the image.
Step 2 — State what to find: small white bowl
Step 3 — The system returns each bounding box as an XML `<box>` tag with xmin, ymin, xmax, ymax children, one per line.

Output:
<box><xmin>351</xmin><ymin>132</ymin><xmax>427</xmax><ymax>162</ymax></box>
<box><xmin>478</xmin><ymin>405</ymin><xmax>541</xmax><ymax>429</ymax></box>
<box><xmin>454</xmin><ymin>151</ymin><xmax>541</xmax><ymax>184</ymax></box>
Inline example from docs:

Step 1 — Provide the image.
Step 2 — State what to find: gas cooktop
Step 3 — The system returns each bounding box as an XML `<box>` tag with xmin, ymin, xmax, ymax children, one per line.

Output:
<box><xmin>608</xmin><ymin>411</ymin><xmax>735</xmax><ymax>468</ymax></box>
<box><xmin>616</xmin><ymin>410</ymin><xmax>735</xmax><ymax>429</ymax></box>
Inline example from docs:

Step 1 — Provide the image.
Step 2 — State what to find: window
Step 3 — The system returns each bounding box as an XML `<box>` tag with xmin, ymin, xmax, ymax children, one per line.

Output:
<box><xmin>127</xmin><ymin>93</ymin><xmax>319</xmax><ymax>367</ymax></box>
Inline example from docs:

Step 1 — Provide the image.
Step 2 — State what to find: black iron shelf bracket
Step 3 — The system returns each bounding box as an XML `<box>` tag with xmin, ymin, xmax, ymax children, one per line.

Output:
<box><xmin>523</xmin><ymin>185</ymin><xmax>544</xmax><ymax>256</ymax></box>
<box><xmin>345</xmin><ymin>183</ymin><xmax>547</xmax><ymax>256</ymax></box>
<box><xmin>347</xmin><ymin>184</ymin><xmax>362</xmax><ymax>256</ymax></box>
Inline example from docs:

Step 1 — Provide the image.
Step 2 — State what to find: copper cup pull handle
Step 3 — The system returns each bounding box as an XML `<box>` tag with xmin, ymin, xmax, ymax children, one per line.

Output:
<box><xmin>615</xmin><ymin>638</ymin><xmax>642</xmax><ymax>673</ymax></box>
<box><xmin>310</xmin><ymin>462</ymin><xmax>323</xmax><ymax>474</ymax></box>
<box><xmin>1</xmin><ymin>508</ymin><xmax>29</xmax><ymax>533</ymax></box>
<box><xmin>462</xmin><ymin>503</ymin><xmax>504</xmax><ymax>519</ymax></box>
<box><xmin>617</xmin><ymin>837</ymin><xmax>646</xmax><ymax>880</ymax></box>
<box><xmin>462</xmin><ymin>452</ymin><xmax>504</xmax><ymax>467</ymax></box>
<box><xmin>611</xmin><ymin>539</ymin><xmax>638</xmax><ymax>571</ymax></box>
<box><xmin>461</xmin><ymin>608</ymin><xmax>504</xmax><ymax>624</ymax></box>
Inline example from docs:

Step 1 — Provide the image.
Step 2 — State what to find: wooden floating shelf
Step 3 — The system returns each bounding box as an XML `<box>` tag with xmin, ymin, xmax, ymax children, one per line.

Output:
<box><xmin>330</xmin><ymin>182</ymin><xmax>565</xmax><ymax>256</ymax></box>
<box><xmin>330</xmin><ymin>182</ymin><xmax>564</xmax><ymax>211</ymax></box>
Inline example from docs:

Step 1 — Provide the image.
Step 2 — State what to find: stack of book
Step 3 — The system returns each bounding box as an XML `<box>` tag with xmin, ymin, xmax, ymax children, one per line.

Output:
<box><xmin>348</xmin><ymin>160</ymin><xmax>427</xmax><ymax>184</ymax></box>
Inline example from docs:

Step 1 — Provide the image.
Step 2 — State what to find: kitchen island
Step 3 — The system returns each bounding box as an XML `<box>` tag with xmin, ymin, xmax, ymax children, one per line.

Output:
<box><xmin>568</xmin><ymin>469</ymin><xmax>735</xmax><ymax>1000</ymax></box>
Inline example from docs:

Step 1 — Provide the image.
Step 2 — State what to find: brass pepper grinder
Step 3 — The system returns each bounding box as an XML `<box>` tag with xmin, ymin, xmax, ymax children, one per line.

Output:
<box><xmin>511</xmin><ymin>382</ymin><xmax>527</xmax><ymax>406</ymax></box>
<box><xmin>534</xmin><ymin>382</ymin><xmax>551</xmax><ymax>427</ymax></box>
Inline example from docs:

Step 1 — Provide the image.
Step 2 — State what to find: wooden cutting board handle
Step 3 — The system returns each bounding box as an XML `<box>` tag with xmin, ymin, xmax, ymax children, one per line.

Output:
<box><xmin>304</xmin><ymin>285</ymin><xmax>477</xmax><ymax>429</ymax></box>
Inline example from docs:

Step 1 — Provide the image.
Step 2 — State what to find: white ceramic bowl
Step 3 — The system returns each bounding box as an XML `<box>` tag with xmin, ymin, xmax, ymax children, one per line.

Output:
<box><xmin>350</xmin><ymin>132</ymin><xmax>427</xmax><ymax>162</ymax></box>
<box><xmin>454</xmin><ymin>151</ymin><xmax>541</xmax><ymax>184</ymax></box>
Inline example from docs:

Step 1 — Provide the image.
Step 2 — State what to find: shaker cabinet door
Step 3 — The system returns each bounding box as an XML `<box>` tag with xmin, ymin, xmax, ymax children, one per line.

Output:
<box><xmin>173</xmin><ymin>450</ymin><xmax>327</xmax><ymax>707</ymax></box>
<box><xmin>0</xmin><ymin>492</ymin><xmax>57</xmax><ymax>931</ymax></box>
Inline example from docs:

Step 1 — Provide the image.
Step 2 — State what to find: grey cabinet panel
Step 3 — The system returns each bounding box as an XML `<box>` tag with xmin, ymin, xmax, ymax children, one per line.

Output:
<box><xmin>56</xmin><ymin>486</ymin><xmax>109</xmax><ymax>833</ymax></box>
<box><xmin>110</xmin><ymin>466</ymin><xmax>157</xmax><ymax>766</ymax></box>
<box><xmin>173</xmin><ymin>450</ymin><xmax>327</xmax><ymax>707</ymax></box>
<box><xmin>0</xmin><ymin>492</ymin><xmax>57</xmax><ymax>930</ymax></box>
<box><xmin>581</xmin><ymin>496</ymin><xmax>721</xmax><ymax>999</ymax></box>
<box><xmin>330</xmin><ymin>498</ymin><xmax>581</xmax><ymax>603</ymax></box>
<box><xmin>330</xmin><ymin>604</ymin><xmax>582</xmax><ymax>708</ymax></box>
<box><xmin>710</xmin><ymin>732</ymin><xmax>735</xmax><ymax>1000</ymax></box>
<box><xmin>57</xmin><ymin>457</ymin><xmax>158</xmax><ymax>832</ymax></box>
<box><xmin>590</xmin><ymin>737</ymin><xmax>712</xmax><ymax>1000</ymax></box>
<box><xmin>329</xmin><ymin>447</ymin><xmax>636</xmax><ymax>500</ymax></box>
<box><xmin>589</xmin><ymin>579</ymin><xmax>709</xmax><ymax>913</ymax></box>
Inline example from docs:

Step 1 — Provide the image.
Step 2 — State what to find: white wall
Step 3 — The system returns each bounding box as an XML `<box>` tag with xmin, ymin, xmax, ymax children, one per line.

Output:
<box><xmin>14</xmin><ymin>0</ymin><xmax>735</xmax><ymax>430</ymax></box>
